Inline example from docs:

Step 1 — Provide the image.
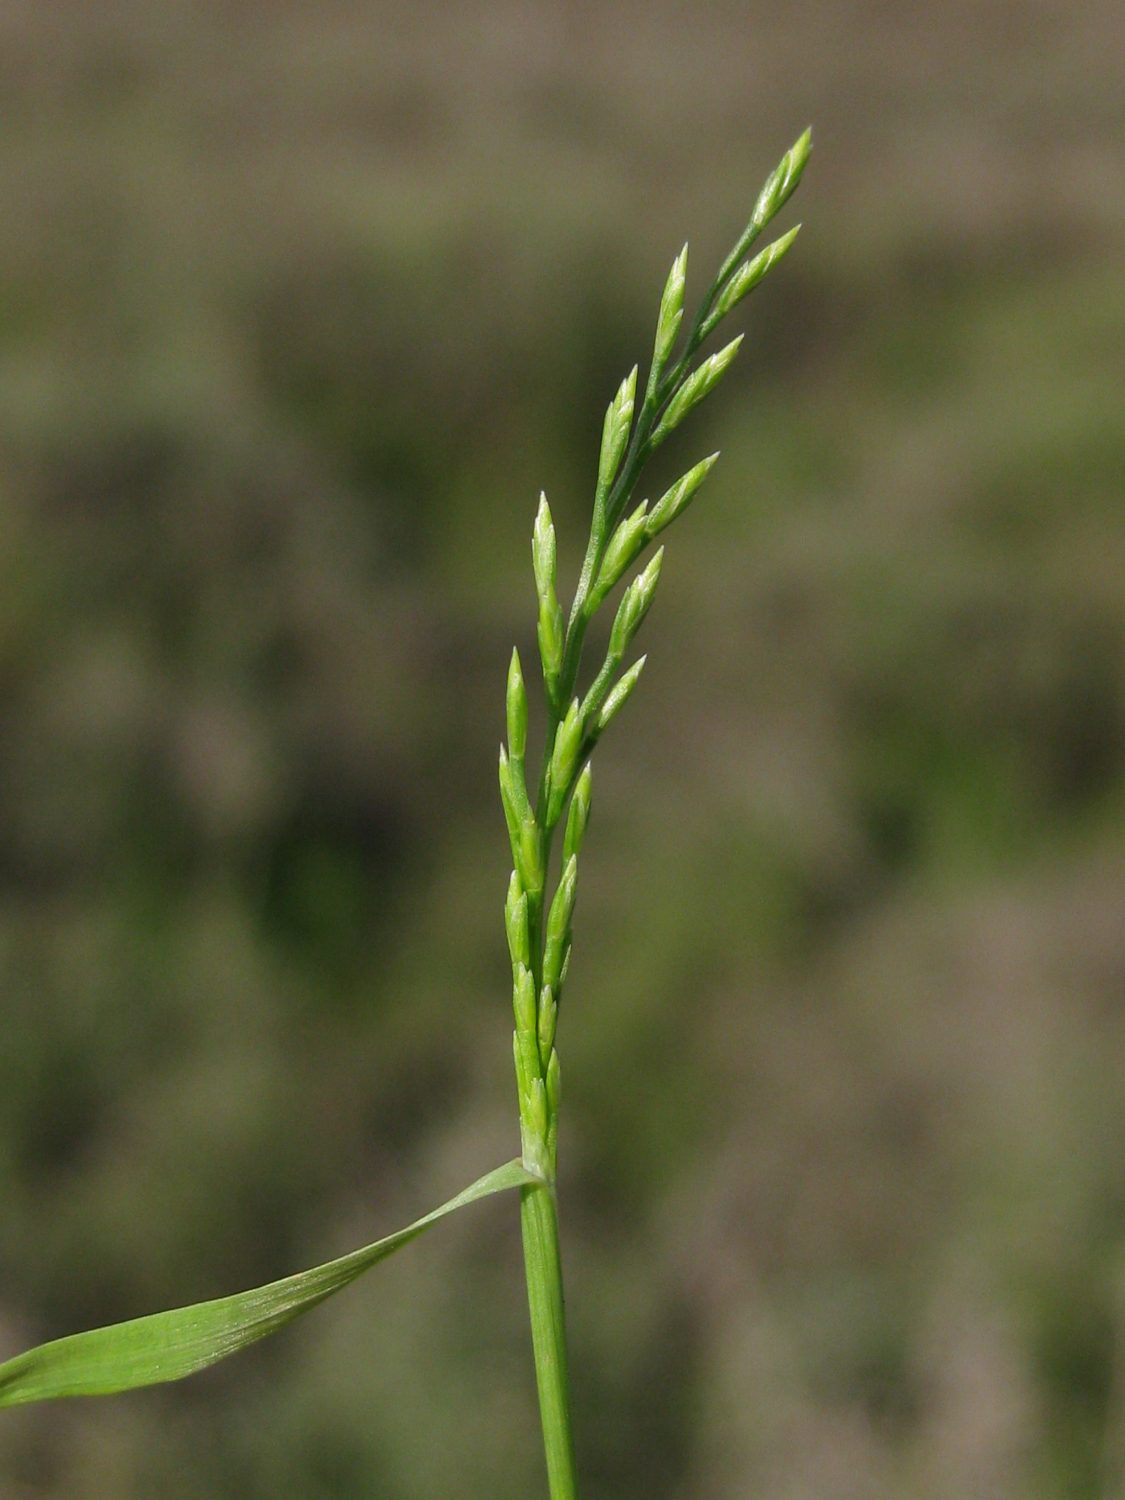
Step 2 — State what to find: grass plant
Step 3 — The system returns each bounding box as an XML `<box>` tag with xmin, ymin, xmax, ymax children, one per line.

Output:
<box><xmin>0</xmin><ymin>129</ymin><xmax>810</xmax><ymax>1497</ymax></box>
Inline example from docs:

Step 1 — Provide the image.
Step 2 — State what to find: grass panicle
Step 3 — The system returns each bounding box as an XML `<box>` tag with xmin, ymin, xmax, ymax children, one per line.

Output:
<box><xmin>504</xmin><ymin>127</ymin><xmax>810</xmax><ymax>1499</ymax></box>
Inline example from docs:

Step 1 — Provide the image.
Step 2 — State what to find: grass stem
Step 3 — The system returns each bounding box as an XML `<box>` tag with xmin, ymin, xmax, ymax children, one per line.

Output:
<box><xmin>520</xmin><ymin>1182</ymin><xmax>580</xmax><ymax>1500</ymax></box>
<box><xmin>506</xmin><ymin>129</ymin><xmax>809</xmax><ymax>1497</ymax></box>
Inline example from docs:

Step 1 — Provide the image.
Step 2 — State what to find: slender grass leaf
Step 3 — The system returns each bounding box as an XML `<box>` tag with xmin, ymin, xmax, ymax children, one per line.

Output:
<box><xmin>0</xmin><ymin>1159</ymin><xmax>537</xmax><ymax>1408</ymax></box>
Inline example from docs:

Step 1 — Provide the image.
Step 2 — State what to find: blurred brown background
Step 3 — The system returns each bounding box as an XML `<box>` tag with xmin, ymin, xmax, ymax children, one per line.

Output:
<box><xmin>0</xmin><ymin>2</ymin><xmax>1122</xmax><ymax>1497</ymax></box>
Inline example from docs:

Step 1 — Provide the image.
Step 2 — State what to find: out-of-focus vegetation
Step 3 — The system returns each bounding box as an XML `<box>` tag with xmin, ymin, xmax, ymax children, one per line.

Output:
<box><xmin>0</xmin><ymin>3</ymin><xmax>1122</xmax><ymax>1497</ymax></box>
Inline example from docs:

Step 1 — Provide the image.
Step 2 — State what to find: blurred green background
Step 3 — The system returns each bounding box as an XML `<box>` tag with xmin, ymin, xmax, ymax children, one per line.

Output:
<box><xmin>1</xmin><ymin>2</ymin><xmax>1122</xmax><ymax>1496</ymax></box>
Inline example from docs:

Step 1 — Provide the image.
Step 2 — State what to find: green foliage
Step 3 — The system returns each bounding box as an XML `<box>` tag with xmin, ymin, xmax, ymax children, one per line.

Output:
<box><xmin>0</xmin><ymin>1162</ymin><xmax>533</xmax><ymax>1407</ymax></box>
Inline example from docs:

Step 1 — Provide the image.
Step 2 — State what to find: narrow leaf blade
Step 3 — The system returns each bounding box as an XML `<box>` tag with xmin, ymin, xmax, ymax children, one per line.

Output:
<box><xmin>0</xmin><ymin>1159</ymin><xmax>536</xmax><ymax>1408</ymax></box>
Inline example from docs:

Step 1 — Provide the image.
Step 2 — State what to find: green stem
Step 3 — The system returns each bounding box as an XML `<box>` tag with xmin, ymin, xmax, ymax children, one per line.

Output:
<box><xmin>521</xmin><ymin>1181</ymin><xmax>580</xmax><ymax>1500</ymax></box>
<box><xmin>511</xmin><ymin>135</ymin><xmax>808</xmax><ymax>1497</ymax></box>
<box><xmin>517</xmin><ymin>342</ymin><xmax>668</xmax><ymax>1500</ymax></box>
<box><xmin>516</xmin><ymin>266</ymin><xmax>709</xmax><ymax>1500</ymax></box>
